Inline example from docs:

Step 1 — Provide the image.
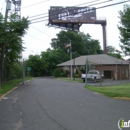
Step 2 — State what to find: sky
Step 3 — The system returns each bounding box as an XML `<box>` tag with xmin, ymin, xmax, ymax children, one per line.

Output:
<box><xmin>0</xmin><ymin>0</ymin><xmax>130</xmax><ymax>59</ymax></box>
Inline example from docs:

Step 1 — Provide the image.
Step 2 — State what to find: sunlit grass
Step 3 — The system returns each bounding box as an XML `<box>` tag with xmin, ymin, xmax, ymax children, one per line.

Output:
<box><xmin>86</xmin><ymin>84</ymin><xmax>130</xmax><ymax>98</ymax></box>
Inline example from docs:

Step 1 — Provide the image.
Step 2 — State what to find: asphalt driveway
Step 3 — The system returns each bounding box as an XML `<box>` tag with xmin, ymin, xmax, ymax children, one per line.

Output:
<box><xmin>0</xmin><ymin>78</ymin><xmax>130</xmax><ymax>130</ymax></box>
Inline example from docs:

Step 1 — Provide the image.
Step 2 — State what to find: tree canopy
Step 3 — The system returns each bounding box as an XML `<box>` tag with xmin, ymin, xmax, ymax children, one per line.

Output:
<box><xmin>50</xmin><ymin>30</ymin><xmax>103</xmax><ymax>56</ymax></box>
<box><xmin>107</xmin><ymin>45</ymin><xmax>122</xmax><ymax>59</ymax></box>
<box><xmin>0</xmin><ymin>13</ymin><xmax>29</xmax><ymax>84</ymax></box>
<box><xmin>118</xmin><ymin>4</ymin><xmax>130</xmax><ymax>55</ymax></box>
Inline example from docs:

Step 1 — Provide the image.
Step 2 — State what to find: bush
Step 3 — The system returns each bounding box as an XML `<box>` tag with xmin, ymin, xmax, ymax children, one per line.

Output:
<box><xmin>80</xmin><ymin>68</ymin><xmax>85</xmax><ymax>73</ymax></box>
<box><xmin>75</xmin><ymin>74</ymin><xmax>80</xmax><ymax>78</ymax></box>
<box><xmin>52</xmin><ymin>68</ymin><xmax>63</xmax><ymax>78</ymax></box>
<box><xmin>60</xmin><ymin>73</ymin><xmax>67</xmax><ymax>77</ymax></box>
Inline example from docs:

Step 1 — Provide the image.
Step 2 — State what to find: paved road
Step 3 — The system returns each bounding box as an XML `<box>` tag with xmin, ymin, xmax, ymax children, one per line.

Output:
<box><xmin>0</xmin><ymin>78</ymin><xmax>130</xmax><ymax>130</ymax></box>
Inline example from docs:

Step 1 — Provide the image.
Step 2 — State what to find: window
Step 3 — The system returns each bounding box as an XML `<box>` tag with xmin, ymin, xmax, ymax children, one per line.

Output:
<box><xmin>63</xmin><ymin>66</ymin><xmax>69</xmax><ymax>70</ymax></box>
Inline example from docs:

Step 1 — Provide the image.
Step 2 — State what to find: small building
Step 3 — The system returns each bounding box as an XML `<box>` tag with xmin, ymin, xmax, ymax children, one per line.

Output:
<box><xmin>57</xmin><ymin>54</ymin><xmax>129</xmax><ymax>80</ymax></box>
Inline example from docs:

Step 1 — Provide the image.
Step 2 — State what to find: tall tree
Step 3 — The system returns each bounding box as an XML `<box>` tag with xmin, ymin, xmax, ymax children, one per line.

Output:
<box><xmin>50</xmin><ymin>30</ymin><xmax>103</xmax><ymax>56</ymax></box>
<box><xmin>41</xmin><ymin>48</ymin><xmax>69</xmax><ymax>75</ymax></box>
<box><xmin>79</xmin><ymin>32</ymin><xmax>103</xmax><ymax>55</ymax></box>
<box><xmin>118</xmin><ymin>4</ymin><xmax>130</xmax><ymax>55</ymax></box>
<box><xmin>0</xmin><ymin>14</ymin><xmax>29</xmax><ymax>84</ymax></box>
<box><xmin>107</xmin><ymin>45</ymin><xmax>122</xmax><ymax>59</ymax></box>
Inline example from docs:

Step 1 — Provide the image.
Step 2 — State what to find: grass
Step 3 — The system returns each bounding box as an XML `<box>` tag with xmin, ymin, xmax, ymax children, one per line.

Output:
<box><xmin>57</xmin><ymin>77</ymin><xmax>83</xmax><ymax>83</ymax></box>
<box><xmin>86</xmin><ymin>84</ymin><xmax>130</xmax><ymax>98</ymax></box>
<box><xmin>0</xmin><ymin>77</ymin><xmax>33</xmax><ymax>94</ymax></box>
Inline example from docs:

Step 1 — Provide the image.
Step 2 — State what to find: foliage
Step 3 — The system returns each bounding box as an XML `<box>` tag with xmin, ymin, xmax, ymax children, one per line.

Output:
<box><xmin>108</xmin><ymin>53</ymin><xmax>122</xmax><ymax>59</ymax></box>
<box><xmin>0</xmin><ymin>14</ymin><xmax>29</xmax><ymax>62</ymax></box>
<box><xmin>60</xmin><ymin>73</ymin><xmax>67</xmax><ymax>77</ymax></box>
<box><xmin>5</xmin><ymin>62</ymin><xmax>22</xmax><ymax>80</ymax></box>
<box><xmin>118</xmin><ymin>5</ymin><xmax>130</xmax><ymax>55</ymax></box>
<box><xmin>52</xmin><ymin>68</ymin><xmax>63</xmax><ymax>78</ymax></box>
<box><xmin>75</xmin><ymin>74</ymin><xmax>80</xmax><ymax>78</ymax></box>
<box><xmin>50</xmin><ymin>30</ymin><xmax>103</xmax><ymax>56</ymax></box>
<box><xmin>80</xmin><ymin>67</ymin><xmax>86</xmax><ymax>73</ymax></box>
<box><xmin>26</xmin><ymin>55</ymin><xmax>44</xmax><ymax>77</ymax></box>
<box><xmin>0</xmin><ymin>13</ymin><xmax>29</xmax><ymax>84</ymax></box>
<box><xmin>79</xmin><ymin>32</ymin><xmax>103</xmax><ymax>55</ymax></box>
<box><xmin>107</xmin><ymin>45</ymin><xmax>122</xmax><ymax>59</ymax></box>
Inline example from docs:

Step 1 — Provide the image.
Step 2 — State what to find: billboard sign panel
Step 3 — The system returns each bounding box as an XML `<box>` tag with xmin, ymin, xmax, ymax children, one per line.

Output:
<box><xmin>49</xmin><ymin>6</ymin><xmax>96</xmax><ymax>23</ymax></box>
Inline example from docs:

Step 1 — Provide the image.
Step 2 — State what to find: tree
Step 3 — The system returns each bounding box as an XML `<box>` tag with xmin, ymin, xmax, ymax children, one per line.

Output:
<box><xmin>107</xmin><ymin>45</ymin><xmax>122</xmax><ymax>59</ymax></box>
<box><xmin>118</xmin><ymin>4</ymin><xmax>130</xmax><ymax>55</ymax></box>
<box><xmin>26</xmin><ymin>55</ymin><xmax>46</xmax><ymax>77</ymax></box>
<box><xmin>50</xmin><ymin>30</ymin><xmax>103</xmax><ymax>56</ymax></box>
<box><xmin>79</xmin><ymin>32</ymin><xmax>103</xmax><ymax>55</ymax></box>
<box><xmin>0</xmin><ymin>13</ymin><xmax>29</xmax><ymax>84</ymax></box>
<box><xmin>41</xmin><ymin>48</ymin><xmax>69</xmax><ymax>75</ymax></box>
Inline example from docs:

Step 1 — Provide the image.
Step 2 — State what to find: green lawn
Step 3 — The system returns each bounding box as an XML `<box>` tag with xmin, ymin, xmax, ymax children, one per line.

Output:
<box><xmin>86</xmin><ymin>84</ymin><xmax>130</xmax><ymax>98</ymax></box>
<box><xmin>0</xmin><ymin>77</ymin><xmax>33</xmax><ymax>94</ymax></box>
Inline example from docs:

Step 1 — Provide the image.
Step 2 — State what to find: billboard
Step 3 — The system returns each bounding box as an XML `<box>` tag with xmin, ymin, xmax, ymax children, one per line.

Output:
<box><xmin>49</xmin><ymin>6</ymin><xmax>96</xmax><ymax>23</ymax></box>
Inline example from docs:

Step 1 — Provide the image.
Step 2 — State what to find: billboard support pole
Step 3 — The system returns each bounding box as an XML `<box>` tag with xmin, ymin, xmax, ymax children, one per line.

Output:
<box><xmin>102</xmin><ymin>24</ymin><xmax>107</xmax><ymax>54</ymax></box>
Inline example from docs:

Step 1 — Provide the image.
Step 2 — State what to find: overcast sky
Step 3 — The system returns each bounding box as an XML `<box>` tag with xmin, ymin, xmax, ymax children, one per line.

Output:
<box><xmin>0</xmin><ymin>0</ymin><xmax>130</xmax><ymax>59</ymax></box>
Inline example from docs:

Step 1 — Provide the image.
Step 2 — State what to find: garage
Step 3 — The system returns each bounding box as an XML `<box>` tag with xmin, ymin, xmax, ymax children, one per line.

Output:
<box><xmin>104</xmin><ymin>70</ymin><xmax>113</xmax><ymax>79</ymax></box>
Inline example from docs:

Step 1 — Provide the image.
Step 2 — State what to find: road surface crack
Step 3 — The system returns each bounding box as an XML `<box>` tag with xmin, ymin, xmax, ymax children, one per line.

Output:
<box><xmin>36</xmin><ymin>93</ymin><xmax>69</xmax><ymax>130</ymax></box>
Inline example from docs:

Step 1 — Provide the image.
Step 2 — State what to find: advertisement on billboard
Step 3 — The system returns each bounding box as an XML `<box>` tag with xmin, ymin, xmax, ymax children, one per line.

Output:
<box><xmin>49</xmin><ymin>6</ymin><xmax>96</xmax><ymax>23</ymax></box>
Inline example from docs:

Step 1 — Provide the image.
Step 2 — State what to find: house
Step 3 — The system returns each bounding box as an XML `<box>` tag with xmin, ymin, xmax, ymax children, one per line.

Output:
<box><xmin>57</xmin><ymin>54</ymin><xmax>129</xmax><ymax>80</ymax></box>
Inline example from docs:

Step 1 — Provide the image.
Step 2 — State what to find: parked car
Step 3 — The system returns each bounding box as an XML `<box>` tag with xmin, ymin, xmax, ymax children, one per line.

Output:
<box><xmin>81</xmin><ymin>70</ymin><xmax>103</xmax><ymax>83</ymax></box>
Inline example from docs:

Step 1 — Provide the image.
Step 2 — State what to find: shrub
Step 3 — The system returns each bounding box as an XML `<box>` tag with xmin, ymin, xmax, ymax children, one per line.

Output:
<box><xmin>52</xmin><ymin>68</ymin><xmax>63</xmax><ymax>77</ymax></box>
<box><xmin>80</xmin><ymin>68</ymin><xmax>85</xmax><ymax>73</ymax></box>
<box><xmin>75</xmin><ymin>74</ymin><xmax>80</xmax><ymax>78</ymax></box>
<box><xmin>60</xmin><ymin>73</ymin><xmax>67</xmax><ymax>77</ymax></box>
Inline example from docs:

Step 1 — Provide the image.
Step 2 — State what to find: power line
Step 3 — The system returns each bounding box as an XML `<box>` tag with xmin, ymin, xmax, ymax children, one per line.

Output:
<box><xmin>48</xmin><ymin>0</ymin><xmax>114</xmax><ymax>18</ymax></box>
<box><xmin>74</xmin><ymin>0</ymin><xmax>100</xmax><ymax>6</ymax></box>
<box><xmin>30</xmin><ymin>25</ymin><xmax>52</xmax><ymax>38</ymax></box>
<box><xmin>22</xmin><ymin>0</ymin><xmax>50</xmax><ymax>9</ymax></box>
<box><xmin>30</xmin><ymin>0</ymin><xmax>130</xmax><ymax>24</ymax></box>
<box><xmin>29</xmin><ymin>12</ymin><xmax>48</xmax><ymax>19</ymax></box>
<box><xmin>26</xmin><ymin>34</ymin><xmax>50</xmax><ymax>43</ymax></box>
<box><xmin>29</xmin><ymin>0</ymin><xmax>110</xmax><ymax>20</ymax></box>
<box><xmin>29</xmin><ymin>15</ymin><xmax>48</xmax><ymax>21</ymax></box>
<box><xmin>28</xmin><ymin>0</ymin><xmax>99</xmax><ymax>18</ymax></box>
<box><xmin>29</xmin><ymin>0</ymin><xmax>114</xmax><ymax>22</ymax></box>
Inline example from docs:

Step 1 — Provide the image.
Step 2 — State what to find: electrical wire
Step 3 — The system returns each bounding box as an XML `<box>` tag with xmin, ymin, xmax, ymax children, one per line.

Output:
<box><xmin>26</xmin><ymin>34</ymin><xmax>50</xmax><ymax>43</ymax></box>
<box><xmin>29</xmin><ymin>0</ymin><xmax>113</xmax><ymax>21</ymax></box>
<box><xmin>22</xmin><ymin>0</ymin><xmax>50</xmax><ymax>9</ymax></box>
<box><xmin>49</xmin><ymin>0</ymin><xmax>114</xmax><ymax>18</ymax></box>
<box><xmin>30</xmin><ymin>0</ymin><xmax>130</xmax><ymax>24</ymax></box>
<box><xmin>29</xmin><ymin>12</ymin><xmax>48</xmax><ymax>19</ymax></box>
<box><xmin>29</xmin><ymin>0</ymin><xmax>115</xmax><ymax>22</ymax></box>
<box><xmin>30</xmin><ymin>25</ymin><xmax>52</xmax><ymax>38</ymax></box>
<box><xmin>28</xmin><ymin>0</ymin><xmax>99</xmax><ymax>18</ymax></box>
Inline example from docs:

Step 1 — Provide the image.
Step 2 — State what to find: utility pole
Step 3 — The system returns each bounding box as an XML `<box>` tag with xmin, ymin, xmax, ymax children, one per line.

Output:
<box><xmin>0</xmin><ymin>0</ymin><xmax>11</xmax><ymax>87</ymax></box>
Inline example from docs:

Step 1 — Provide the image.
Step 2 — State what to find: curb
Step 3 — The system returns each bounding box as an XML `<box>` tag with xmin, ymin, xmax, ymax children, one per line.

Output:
<box><xmin>113</xmin><ymin>97</ymin><xmax>130</xmax><ymax>101</ymax></box>
<box><xmin>0</xmin><ymin>78</ymin><xmax>34</xmax><ymax>101</ymax></box>
<box><xmin>0</xmin><ymin>87</ymin><xmax>17</xmax><ymax>101</ymax></box>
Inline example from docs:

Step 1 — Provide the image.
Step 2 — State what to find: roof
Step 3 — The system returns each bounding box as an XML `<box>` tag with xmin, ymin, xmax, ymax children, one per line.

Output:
<box><xmin>57</xmin><ymin>54</ymin><xmax>129</xmax><ymax>66</ymax></box>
